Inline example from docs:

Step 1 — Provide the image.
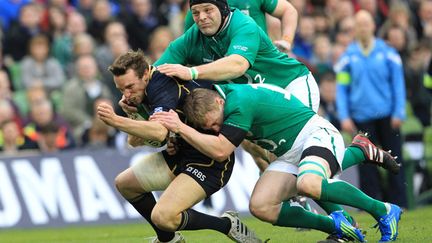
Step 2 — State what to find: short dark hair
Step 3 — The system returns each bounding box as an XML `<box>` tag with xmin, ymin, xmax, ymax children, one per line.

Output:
<box><xmin>108</xmin><ymin>49</ymin><xmax>149</xmax><ymax>79</ymax></box>
<box><xmin>184</xmin><ymin>88</ymin><xmax>220</xmax><ymax>127</ymax></box>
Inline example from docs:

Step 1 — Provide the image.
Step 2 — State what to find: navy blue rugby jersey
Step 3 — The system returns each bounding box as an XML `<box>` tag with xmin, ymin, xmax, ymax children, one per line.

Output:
<box><xmin>137</xmin><ymin>66</ymin><xmax>213</xmax><ymax>121</ymax></box>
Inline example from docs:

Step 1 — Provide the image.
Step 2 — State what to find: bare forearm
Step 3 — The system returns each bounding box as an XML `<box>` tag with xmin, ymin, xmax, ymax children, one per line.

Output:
<box><xmin>178</xmin><ymin>124</ymin><xmax>234</xmax><ymax>162</ymax></box>
<box><xmin>195</xmin><ymin>54</ymin><xmax>249</xmax><ymax>81</ymax></box>
<box><xmin>114</xmin><ymin>116</ymin><xmax>168</xmax><ymax>142</ymax></box>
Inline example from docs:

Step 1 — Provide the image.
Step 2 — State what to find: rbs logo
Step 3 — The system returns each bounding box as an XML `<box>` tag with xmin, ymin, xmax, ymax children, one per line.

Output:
<box><xmin>186</xmin><ymin>166</ymin><xmax>206</xmax><ymax>181</ymax></box>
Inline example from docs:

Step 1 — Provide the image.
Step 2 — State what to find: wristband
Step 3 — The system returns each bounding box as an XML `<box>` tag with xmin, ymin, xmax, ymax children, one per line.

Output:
<box><xmin>189</xmin><ymin>67</ymin><xmax>199</xmax><ymax>80</ymax></box>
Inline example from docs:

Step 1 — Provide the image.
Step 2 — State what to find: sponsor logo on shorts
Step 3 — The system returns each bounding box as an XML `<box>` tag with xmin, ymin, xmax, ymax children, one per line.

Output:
<box><xmin>186</xmin><ymin>166</ymin><xmax>207</xmax><ymax>182</ymax></box>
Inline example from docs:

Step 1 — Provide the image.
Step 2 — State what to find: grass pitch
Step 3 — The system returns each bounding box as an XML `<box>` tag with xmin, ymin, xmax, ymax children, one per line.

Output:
<box><xmin>1</xmin><ymin>205</ymin><xmax>431</xmax><ymax>242</ymax></box>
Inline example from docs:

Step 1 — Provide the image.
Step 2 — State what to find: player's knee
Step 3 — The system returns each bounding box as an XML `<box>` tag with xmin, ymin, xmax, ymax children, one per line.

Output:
<box><xmin>151</xmin><ymin>204</ymin><xmax>177</xmax><ymax>231</ymax></box>
<box><xmin>114</xmin><ymin>172</ymin><xmax>129</xmax><ymax>196</ymax></box>
<box><xmin>296</xmin><ymin>175</ymin><xmax>321</xmax><ymax>199</ymax></box>
<box><xmin>249</xmin><ymin>196</ymin><xmax>273</xmax><ymax>222</ymax></box>
<box><xmin>115</xmin><ymin>171</ymin><xmax>142</xmax><ymax>199</ymax></box>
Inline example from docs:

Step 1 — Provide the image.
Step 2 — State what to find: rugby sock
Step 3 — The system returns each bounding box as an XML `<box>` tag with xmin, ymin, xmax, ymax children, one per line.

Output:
<box><xmin>129</xmin><ymin>193</ymin><xmax>175</xmax><ymax>242</ymax></box>
<box><xmin>275</xmin><ymin>201</ymin><xmax>335</xmax><ymax>233</ymax></box>
<box><xmin>314</xmin><ymin>201</ymin><xmax>355</xmax><ymax>225</ymax></box>
<box><xmin>177</xmin><ymin>209</ymin><xmax>231</xmax><ymax>234</ymax></box>
<box><xmin>341</xmin><ymin>147</ymin><xmax>366</xmax><ymax>170</ymax></box>
<box><xmin>320</xmin><ymin>179</ymin><xmax>387</xmax><ymax>219</ymax></box>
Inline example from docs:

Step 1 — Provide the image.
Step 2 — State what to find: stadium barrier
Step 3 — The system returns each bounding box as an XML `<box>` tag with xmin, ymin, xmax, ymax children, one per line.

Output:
<box><xmin>0</xmin><ymin>147</ymin><xmax>359</xmax><ymax>229</ymax></box>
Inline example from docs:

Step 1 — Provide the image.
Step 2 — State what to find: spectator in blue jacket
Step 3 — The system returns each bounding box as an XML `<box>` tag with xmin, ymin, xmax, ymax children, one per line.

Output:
<box><xmin>335</xmin><ymin>10</ymin><xmax>407</xmax><ymax>208</ymax></box>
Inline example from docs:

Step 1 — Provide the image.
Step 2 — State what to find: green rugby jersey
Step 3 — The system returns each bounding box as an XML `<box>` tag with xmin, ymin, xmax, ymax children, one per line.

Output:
<box><xmin>215</xmin><ymin>83</ymin><xmax>315</xmax><ymax>157</ymax></box>
<box><xmin>156</xmin><ymin>9</ymin><xmax>309</xmax><ymax>88</ymax></box>
<box><xmin>184</xmin><ymin>0</ymin><xmax>278</xmax><ymax>33</ymax></box>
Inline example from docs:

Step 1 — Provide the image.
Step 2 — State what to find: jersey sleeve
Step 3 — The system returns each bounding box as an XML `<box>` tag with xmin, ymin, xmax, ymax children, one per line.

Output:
<box><xmin>226</xmin><ymin>16</ymin><xmax>260</xmax><ymax>66</ymax></box>
<box><xmin>262</xmin><ymin>0</ymin><xmax>278</xmax><ymax>14</ymax></box>
<box><xmin>220</xmin><ymin>124</ymin><xmax>247</xmax><ymax>147</ymax></box>
<box><xmin>184</xmin><ymin>10</ymin><xmax>194</xmax><ymax>31</ymax></box>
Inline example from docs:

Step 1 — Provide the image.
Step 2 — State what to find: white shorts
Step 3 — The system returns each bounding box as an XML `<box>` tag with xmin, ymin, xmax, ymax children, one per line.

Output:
<box><xmin>285</xmin><ymin>72</ymin><xmax>320</xmax><ymax>113</ymax></box>
<box><xmin>266</xmin><ymin>115</ymin><xmax>345</xmax><ymax>175</ymax></box>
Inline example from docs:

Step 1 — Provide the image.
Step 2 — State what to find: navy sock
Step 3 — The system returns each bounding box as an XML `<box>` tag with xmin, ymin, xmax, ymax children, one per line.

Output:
<box><xmin>129</xmin><ymin>193</ymin><xmax>175</xmax><ymax>242</ymax></box>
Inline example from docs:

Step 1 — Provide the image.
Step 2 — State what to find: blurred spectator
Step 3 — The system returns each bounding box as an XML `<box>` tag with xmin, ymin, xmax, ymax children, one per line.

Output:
<box><xmin>0</xmin><ymin>99</ymin><xmax>15</xmax><ymax>127</ymax></box>
<box><xmin>37</xmin><ymin>121</ymin><xmax>61</xmax><ymax>153</ymax></box>
<box><xmin>335</xmin><ymin>16</ymin><xmax>355</xmax><ymax>47</ymax></box>
<box><xmin>312</xmin><ymin>8</ymin><xmax>332</xmax><ymax>35</ymax></box>
<box><xmin>292</xmin><ymin>15</ymin><xmax>315</xmax><ymax>61</ymax></box>
<box><xmin>95</xmin><ymin>37</ymin><xmax>129</xmax><ymax>114</ymax></box>
<box><xmin>378</xmin><ymin>3</ymin><xmax>418</xmax><ymax>51</ymax></box>
<box><xmin>426</xmin><ymin>57</ymin><xmax>432</xmax><ymax>94</ymax></box>
<box><xmin>95</xmin><ymin>21</ymin><xmax>128</xmax><ymax>83</ymax></box>
<box><xmin>318</xmin><ymin>71</ymin><xmax>340</xmax><ymax>129</ymax></box>
<box><xmin>88</xmin><ymin>0</ymin><xmax>115</xmax><ymax>44</ymax></box>
<box><xmin>147</xmin><ymin>26</ymin><xmax>174</xmax><ymax>63</ymax></box>
<box><xmin>157</xmin><ymin>0</ymin><xmax>186</xmax><ymax>37</ymax></box>
<box><xmin>120</xmin><ymin>0</ymin><xmax>167</xmax><ymax>52</ymax></box>
<box><xmin>356</xmin><ymin>0</ymin><xmax>387</xmax><ymax>27</ymax></box>
<box><xmin>23</xmin><ymin>91</ymin><xmax>75</xmax><ymax>151</ymax></box>
<box><xmin>51</xmin><ymin>11</ymin><xmax>87</xmax><ymax>70</ymax></box>
<box><xmin>0</xmin><ymin>45</ymin><xmax>12</xmax><ymax>89</ymax></box>
<box><xmin>331</xmin><ymin>43</ymin><xmax>346</xmax><ymax>66</ymax></box>
<box><xmin>0</xmin><ymin>70</ymin><xmax>12</xmax><ymax>100</ymax></box>
<box><xmin>310</xmin><ymin>34</ymin><xmax>333</xmax><ymax>80</ymax></box>
<box><xmin>81</xmin><ymin>98</ymin><xmax>116</xmax><ymax>149</ymax></box>
<box><xmin>414</xmin><ymin>0</ymin><xmax>432</xmax><ymax>40</ymax></box>
<box><xmin>75</xmin><ymin>0</ymin><xmax>95</xmax><ymax>23</ymax></box>
<box><xmin>0</xmin><ymin>0</ymin><xmax>32</xmax><ymax>31</ymax></box>
<box><xmin>20</xmin><ymin>34</ymin><xmax>65</xmax><ymax>93</ymax></box>
<box><xmin>385</xmin><ymin>25</ymin><xmax>410</xmax><ymax>63</ymax></box>
<box><xmin>405</xmin><ymin>45</ymin><xmax>432</xmax><ymax>127</ymax></box>
<box><xmin>60</xmin><ymin>54</ymin><xmax>112</xmax><ymax>142</ymax></box>
<box><xmin>330</xmin><ymin>0</ymin><xmax>354</xmax><ymax>28</ymax></box>
<box><xmin>3</xmin><ymin>2</ymin><xmax>44</xmax><ymax>62</ymax></box>
<box><xmin>0</xmin><ymin>119</ymin><xmax>37</xmax><ymax>155</ymax></box>
<box><xmin>335</xmin><ymin>10</ymin><xmax>407</xmax><ymax>207</ymax></box>
<box><xmin>65</xmin><ymin>32</ymin><xmax>95</xmax><ymax>77</ymax></box>
<box><xmin>42</xmin><ymin>5</ymin><xmax>68</xmax><ymax>40</ymax></box>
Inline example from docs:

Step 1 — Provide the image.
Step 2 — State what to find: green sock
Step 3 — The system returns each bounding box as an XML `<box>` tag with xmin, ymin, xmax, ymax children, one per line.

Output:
<box><xmin>275</xmin><ymin>201</ymin><xmax>335</xmax><ymax>233</ymax></box>
<box><xmin>315</xmin><ymin>201</ymin><xmax>354</xmax><ymax>224</ymax></box>
<box><xmin>321</xmin><ymin>179</ymin><xmax>387</xmax><ymax>219</ymax></box>
<box><xmin>341</xmin><ymin>147</ymin><xmax>366</xmax><ymax>170</ymax></box>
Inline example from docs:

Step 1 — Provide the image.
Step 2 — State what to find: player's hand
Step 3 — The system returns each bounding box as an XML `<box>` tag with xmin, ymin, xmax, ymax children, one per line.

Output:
<box><xmin>97</xmin><ymin>102</ymin><xmax>118</xmax><ymax>126</ymax></box>
<box><xmin>166</xmin><ymin>136</ymin><xmax>179</xmax><ymax>155</ymax></box>
<box><xmin>157</xmin><ymin>64</ymin><xmax>192</xmax><ymax>80</ymax></box>
<box><xmin>273</xmin><ymin>39</ymin><xmax>292</xmax><ymax>53</ymax></box>
<box><xmin>119</xmin><ymin>95</ymin><xmax>138</xmax><ymax>114</ymax></box>
<box><xmin>150</xmin><ymin>109</ymin><xmax>183</xmax><ymax>133</ymax></box>
<box><xmin>341</xmin><ymin>118</ymin><xmax>357</xmax><ymax>135</ymax></box>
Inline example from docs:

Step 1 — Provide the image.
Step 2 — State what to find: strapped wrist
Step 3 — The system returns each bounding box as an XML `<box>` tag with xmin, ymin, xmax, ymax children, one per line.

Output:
<box><xmin>189</xmin><ymin>67</ymin><xmax>199</xmax><ymax>80</ymax></box>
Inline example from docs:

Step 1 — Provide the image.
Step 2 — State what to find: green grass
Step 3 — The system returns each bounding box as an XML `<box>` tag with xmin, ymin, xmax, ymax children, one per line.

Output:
<box><xmin>1</xmin><ymin>206</ymin><xmax>432</xmax><ymax>242</ymax></box>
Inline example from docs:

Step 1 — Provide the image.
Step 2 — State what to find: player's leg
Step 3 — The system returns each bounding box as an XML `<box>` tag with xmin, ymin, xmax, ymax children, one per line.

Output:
<box><xmin>296</xmin><ymin>127</ymin><xmax>401</xmax><ymax>241</ymax></box>
<box><xmin>249</xmin><ymin>162</ymin><xmax>342</xmax><ymax>236</ymax></box>
<box><xmin>286</xmin><ymin>74</ymin><xmax>399</xmax><ymax>174</ymax></box>
<box><xmin>115</xmin><ymin>152</ymin><xmax>176</xmax><ymax>242</ymax></box>
<box><xmin>151</xmin><ymin>154</ymin><xmax>261</xmax><ymax>242</ymax></box>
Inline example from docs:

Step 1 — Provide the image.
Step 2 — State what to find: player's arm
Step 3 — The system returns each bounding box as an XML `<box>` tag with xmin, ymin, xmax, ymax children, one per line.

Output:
<box><xmin>150</xmin><ymin>110</ymin><xmax>246</xmax><ymax>162</ymax></box>
<box><xmin>157</xmin><ymin>54</ymin><xmax>250</xmax><ymax>82</ymax></box>
<box><xmin>271</xmin><ymin>0</ymin><xmax>298</xmax><ymax>51</ymax></box>
<box><xmin>97</xmin><ymin>102</ymin><xmax>168</xmax><ymax>142</ymax></box>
